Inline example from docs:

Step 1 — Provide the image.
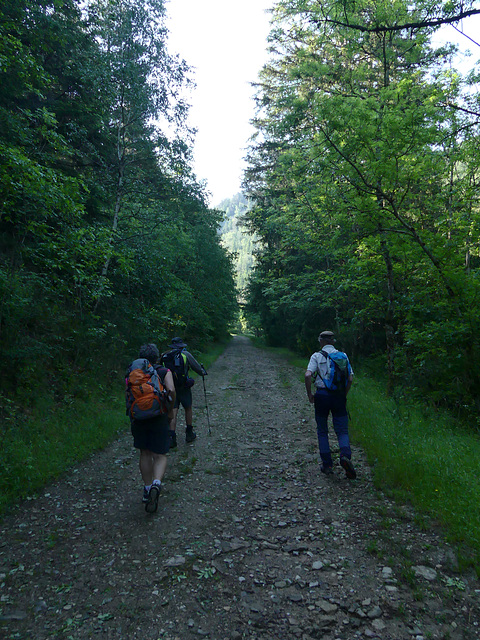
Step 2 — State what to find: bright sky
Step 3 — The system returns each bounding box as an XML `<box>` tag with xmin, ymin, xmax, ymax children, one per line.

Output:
<box><xmin>166</xmin><ymin>0</ymin><xmax>273</xmax><ymax>206</ymax></box>
<box><xmin>432</xmin><ymin>14</ymin><xmax>480</xmax><ymax>68</ymax></box>
<box><xmin>166</xmin><ymin>3</ymin><xmax>480</xmax><ymax>207</ymax></box>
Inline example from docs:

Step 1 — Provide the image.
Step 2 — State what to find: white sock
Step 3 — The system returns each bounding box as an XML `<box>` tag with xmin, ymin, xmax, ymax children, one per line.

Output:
<box><xmin>152</xmin><ymin>479</ymin><xmax>161</xmax><ymax>486</ymax></box>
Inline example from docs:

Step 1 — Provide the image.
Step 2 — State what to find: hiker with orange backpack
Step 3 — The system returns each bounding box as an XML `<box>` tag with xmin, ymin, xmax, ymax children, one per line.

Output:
<box><xmin>126</xmin><ymin>343</ymin><xmax>176</xmax><ymax>512</ymax></box>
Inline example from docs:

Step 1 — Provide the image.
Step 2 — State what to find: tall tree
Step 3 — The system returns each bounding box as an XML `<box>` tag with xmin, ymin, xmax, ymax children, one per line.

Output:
<box><xmin>244</xmin><ymin>0</ymin><xmax>480</xmax><ymax>415</ymax></box>
<box><xmin>218</xmin><ymin>194</ymin><xmax>257</xmax><ymax>294</ymax></box>
<box><xmin>0</xmin><ymin>0</ymin><xmax>237</xmax><ymax>408</ymax></box>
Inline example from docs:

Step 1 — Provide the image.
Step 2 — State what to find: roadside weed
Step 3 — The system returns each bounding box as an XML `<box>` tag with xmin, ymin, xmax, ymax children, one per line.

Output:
<box><xmin>442</xmin><ymin>576</ymin><xmax>466</xmax><ymax>591</ymax></box>
<box><xmin>196</xmin><ymin>566</ymin><xmax>216</xmax><ymax>580</ymax></box>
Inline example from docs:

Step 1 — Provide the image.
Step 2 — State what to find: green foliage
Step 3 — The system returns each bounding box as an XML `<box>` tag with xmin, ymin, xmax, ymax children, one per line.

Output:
<box><xmin>0</xmin><ymin>0</ymin><xmax>237</xmax><ymax>412</ymax></box>
<box><xmin>0</xmin><ymin>385</ymin><xmax>125</xmax><ymax>515</ymax></box>
<box><xmin>217</xmin><ymin>193</ymin><xmax>257</xmax><ymax>294</ymax></box>
<box><xmin>243</xmin><ymin>0</ymin><xmax>480</xmax><ymax>419</ymax></box>
<box><xmin>0</xmin><ymin>338</ymin><xmax>229</xmax><ymax>515</ymax></box>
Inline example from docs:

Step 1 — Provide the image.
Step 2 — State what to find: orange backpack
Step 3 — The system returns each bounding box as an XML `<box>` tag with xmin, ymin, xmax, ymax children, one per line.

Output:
<box><xmin>125</xmin><ymin>359</ymin><xmax>168</xmax><ymax>420</ymax></box>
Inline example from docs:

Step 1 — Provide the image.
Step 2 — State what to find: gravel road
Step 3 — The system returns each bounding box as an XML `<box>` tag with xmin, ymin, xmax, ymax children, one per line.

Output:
<box><xmin>1</xmin><ymin>336</ymin><xmax>479</xmax><ymax>639</ymax></box>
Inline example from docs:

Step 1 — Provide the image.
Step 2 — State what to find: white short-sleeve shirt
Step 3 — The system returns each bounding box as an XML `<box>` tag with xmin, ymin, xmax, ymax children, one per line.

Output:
<box><xmin>307</xmin><ymin>344</ymin><xmax>354</xmax><ymax>389</ymax></box>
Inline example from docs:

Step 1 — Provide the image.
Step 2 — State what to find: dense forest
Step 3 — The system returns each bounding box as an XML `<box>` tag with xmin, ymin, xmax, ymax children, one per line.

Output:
<box><xmin>3</xmin><ymin>0</ymin><xmax>480</xmax><ymax>429</ymax></box>
<box><xmin>243</xmin><ymin>0</ymin><xmax>480</xmax><ymax>422</ymax></box>
<box><xmin>0</xmin><ymin>0</ymin><xmax>237</xmax><ymax>415</ymax></box>
<box><xmin>217</xmin><ymin>193</ymin><xmax>256</xmax><ymax>294</ymax></box>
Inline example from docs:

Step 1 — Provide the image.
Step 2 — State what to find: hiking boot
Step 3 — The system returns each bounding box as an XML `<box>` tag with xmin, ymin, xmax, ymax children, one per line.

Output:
<box><xmin>169</xmin><ymin>431</ymin><xmax>177</xmax><ymax>449</ymax></box>
<box><xmin>321</xmin><ymin>465</ymin><xmax>334</xmax><ymax>476</ymax></box>
<box><xmin>142</xmin><ymin>487</ymin><xmax>149</xmax><ymax>503</ymax></box>
<box><xmin>340</xmin><ymin>456</ymin><xmax>357</xmax><ymax>480</ymax></box>
<box><xmin>185</xmin><ymin>427</ymin><xmax>197</xmax><ymax>443</ymax></box>
<box><xmin>145</xmin><ymin>483</ymin><xmax>161</xmax><ymax>513</ymax></box>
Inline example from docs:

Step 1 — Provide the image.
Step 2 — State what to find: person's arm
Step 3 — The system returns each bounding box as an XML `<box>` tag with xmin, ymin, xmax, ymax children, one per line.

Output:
<box><xmin>185</xmin><ymin>351</ymin><xmax>207</xmax><ymax>376</ymax></box>
<box><xmin>305</xmin><ymin>370</ymin><xmax>315</xmax><ymax>404</ymax></box>
<box><xmin>346</xmin><ymin>357</ymin><xmax>354</xmax><ymax>396</ymax></box>
<box><xmin>305</xmin><ymin>353</ymin><xmax>318</xmax><ymax>403</ymax></box>
<box><xmin>164</xmin><ymin>370</ymin><xmax>176</xmax><ymax>415</ymax></box>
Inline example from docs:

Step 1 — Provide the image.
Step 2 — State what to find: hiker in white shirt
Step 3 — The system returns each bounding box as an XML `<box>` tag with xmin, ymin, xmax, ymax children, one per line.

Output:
<box><xmin>305</xmin><ymin>330</ymin><xmax>356</xmax><ymax>479</ymax></box>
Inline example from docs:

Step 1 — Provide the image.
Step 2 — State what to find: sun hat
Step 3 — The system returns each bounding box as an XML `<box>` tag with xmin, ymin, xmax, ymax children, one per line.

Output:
<box><xmin>169</xmin><ymin>337</ymin><xmax>187</xmax><ymax>348</ymax></box>
<box><xmin>318</xmin><ymin>330</ymin><xmax>335</xmax><ymax>342</ymax></box>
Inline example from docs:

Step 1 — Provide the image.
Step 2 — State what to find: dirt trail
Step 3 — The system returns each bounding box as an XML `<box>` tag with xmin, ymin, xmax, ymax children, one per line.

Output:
<box><xmin>1</xmin><ymin>336</ymin><xmax>479</xmax><ymax>640</ymax></box>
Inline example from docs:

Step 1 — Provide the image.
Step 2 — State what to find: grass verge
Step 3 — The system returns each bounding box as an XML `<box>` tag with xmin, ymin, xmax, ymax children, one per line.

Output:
<box><xmin>195</xmin><ymin>336</ymin><xmax>232</xmax><ymax>373</ymax></box>
<box><xmin>348</xmin><ymin>376</ymin><xmax>480</xmax><ymax>572</ymax></box>
<box><xmin>0</xmin><ymin>389</ymin><xmax>125</xmax><ymax>516</ymax></box>
<box><xmin>250</xmin><ymin>336</ymin><xmax>480</xmax><ymax>574</ymax></box>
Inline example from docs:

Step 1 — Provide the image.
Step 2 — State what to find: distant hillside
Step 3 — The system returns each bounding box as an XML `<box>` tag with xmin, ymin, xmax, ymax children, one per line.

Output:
<box><xmin>216</xmin><ymin>193</ymin><xmax>256</xmax><ymax>294</ymax></box>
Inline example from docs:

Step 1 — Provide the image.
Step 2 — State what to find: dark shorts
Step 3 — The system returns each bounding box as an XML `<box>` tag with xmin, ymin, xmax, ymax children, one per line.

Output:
<box><xmin>174</xmin><ymin>386</ymin><xmax>193</xmax><ymax>409</ymax></box>
<box><xmin>131</xmin><ymin>413</ymin><xmax>170</xmax><ymax>454</ymax></box>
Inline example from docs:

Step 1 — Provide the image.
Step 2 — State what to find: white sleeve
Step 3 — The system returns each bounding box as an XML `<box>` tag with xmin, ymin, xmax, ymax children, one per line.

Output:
<box><xmin>307</xmin><ymin>354</ymin><xmax>317</xmax><ymax>373</ymax></box>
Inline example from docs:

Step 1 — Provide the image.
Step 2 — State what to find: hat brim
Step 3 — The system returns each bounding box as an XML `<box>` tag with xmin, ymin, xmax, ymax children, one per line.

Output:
<box><xmin>169</xmin><ymin>342</ymin><xmax>187</xmax><ymax>349</ymax></box>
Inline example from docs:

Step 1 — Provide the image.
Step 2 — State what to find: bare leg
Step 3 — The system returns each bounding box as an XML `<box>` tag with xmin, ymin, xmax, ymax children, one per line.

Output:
<box><xmin>169</xmin><ymin>407</ymin><xmax>179</xmax><ymax>432</ymax></box>
<box><xmin>140</xmin><ymin>450</ymin><xmax>168</xmax><ymax>484</ymax></box>
<box><xmin>152</xmin><ymin>453</ymin><xmax>167</xmax><ymax>482</ymax></box>
<box><xmin>185</xmin><ymin>406</ymin><xmax>193</xmax><ymax>427</ymax></box>
<box><xmin>139</xmin><ymin>449</ymin><xmax>154</xmax><ymax>485</ymax></box>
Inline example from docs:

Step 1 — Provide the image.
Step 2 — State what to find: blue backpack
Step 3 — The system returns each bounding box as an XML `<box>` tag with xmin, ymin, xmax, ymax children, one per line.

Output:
<box><xmin>319</xmin><ymin>350</ymin><xmax>350</xmax><ymax>394</ymax></box>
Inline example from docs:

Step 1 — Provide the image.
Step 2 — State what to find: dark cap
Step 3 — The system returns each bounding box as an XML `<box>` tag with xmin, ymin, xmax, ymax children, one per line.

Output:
<box><xmin>318</xmin><ymin>331</ymin><xmax>335</xmax><ymax>342</ymax></box>
<box><xmin>169</xmin><ymin>337</ymin><xmax>187</xmax><ymax>348</ymax></box>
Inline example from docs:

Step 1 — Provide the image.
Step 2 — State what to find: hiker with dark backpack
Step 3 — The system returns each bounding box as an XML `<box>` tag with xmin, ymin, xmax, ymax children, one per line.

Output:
<box><xmin>161</xmin><ymin>337</ymin><xmax>207</xmax><ymax>448</ymax></box>
<box><xmin>126</xmin><ymin>343</ymin><xmax>176</xmax><ymax>512</ymax></box>
<box><xmin>305</xmin><ymin>330</ymin><xmax>356</xmax><ymax>479</ymax></box>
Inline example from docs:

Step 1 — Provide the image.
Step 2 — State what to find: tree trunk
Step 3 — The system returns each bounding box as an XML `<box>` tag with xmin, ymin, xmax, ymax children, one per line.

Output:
<box><xmin>94</xmin><ymin>118</ymin><xmax>126</xmax><ymax>313</ymax></box>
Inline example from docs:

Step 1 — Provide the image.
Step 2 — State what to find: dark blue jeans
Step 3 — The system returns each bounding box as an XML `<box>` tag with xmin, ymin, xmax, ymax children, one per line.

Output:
<box><xmin>314</xmin><ymin>389</ymin><xmax>351</xmax><ymax>468</ymax></box>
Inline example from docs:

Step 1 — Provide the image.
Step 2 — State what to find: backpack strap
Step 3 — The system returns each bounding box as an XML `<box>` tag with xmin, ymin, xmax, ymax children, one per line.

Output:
<box><xmin>153</xmin><ymin>365</ymin><xmax>169</xmax><ymax>383</ymax></box>
<box><xmin>315</xmin><ymin>350</ymin><xmax>330</xmax><ymax>387</ymax></box>
<box><xmin>172</xmin><ymin>349</ymin><xmax>188</xmax><ymax>375</ymax></box>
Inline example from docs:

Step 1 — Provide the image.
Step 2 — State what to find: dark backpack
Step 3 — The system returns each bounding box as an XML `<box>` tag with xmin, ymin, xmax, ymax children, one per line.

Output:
<box><xmin>161</xmin><ymin>349</ymin><xmax>188</xmax><ymax>388</ymax></box>
<box><xmin>319</xmin><ymin>349</ymin><xmax>350</xmax><ymax>394</ymax></box>
<box><xmin>125</xmin><ymin>359</ymin><xmax>169</xmax><ymax>420</ymax></box>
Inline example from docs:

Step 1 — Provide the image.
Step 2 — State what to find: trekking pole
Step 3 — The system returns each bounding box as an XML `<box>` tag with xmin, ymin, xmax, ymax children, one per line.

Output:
<box><xmin>202</xmin><ymin>374</ymin><xmax>211</xmax><ymax>435</ymax></box>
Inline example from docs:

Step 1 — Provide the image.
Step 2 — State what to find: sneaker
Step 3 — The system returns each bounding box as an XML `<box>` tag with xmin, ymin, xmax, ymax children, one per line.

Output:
<box><xmin>142</xmin><ymin>487</ymin><xmax>149</xmax><ymax>503</ymax></box>
<box><xmin>321</xmin><ymin>466</ymin><xmax>334</xmax><ymax>476</ymax></box>
<box><xmin>185</xmin><ymin>428</ymin><xmax>197</xmax><ymax>443</ymax></box>
<box><xmin>169</xmin><ymin>431</ymin><xmax>177</xmax><ymax>449</ymax></box>
<box><xmin>340</xmin><ymin>456</ymin><xmax>357</xmax><ymax>480</ymax></box>
<box><xmin>145</xmin><ymin>483</ymin><xmax>161</xmax><ymax>513</ymax></box>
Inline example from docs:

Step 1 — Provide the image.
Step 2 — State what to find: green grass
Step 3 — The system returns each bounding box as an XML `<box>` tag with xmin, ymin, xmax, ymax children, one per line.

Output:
<box><xmin>0</xmin><ymin>390</ymin><xmax>126</xmax><ymax>515</ymax></box>
<box><xmin>252</xmin><ymin>338</ymin><xmax>480</xmax><ymax>573</ymax></box>
<box><xmin>348</xmin><ymin>377</ymin><xmax>480</xmax><ymax>568</ymax></box>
